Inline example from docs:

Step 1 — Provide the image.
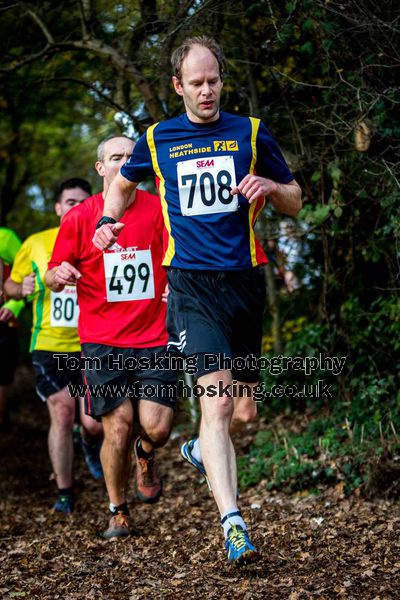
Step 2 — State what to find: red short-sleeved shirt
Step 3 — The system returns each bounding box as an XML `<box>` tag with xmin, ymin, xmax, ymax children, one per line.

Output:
<box><xmin>48</xmin><ymin>192</ymin><xmax>168</xmax><ymax>348</ymax></box>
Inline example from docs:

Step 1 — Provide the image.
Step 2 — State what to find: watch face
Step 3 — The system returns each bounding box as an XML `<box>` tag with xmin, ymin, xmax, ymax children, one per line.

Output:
<box><xmin>97</xmin><ymin>216</ymin><xmax>116</xmax><ymax>229</ymax></box>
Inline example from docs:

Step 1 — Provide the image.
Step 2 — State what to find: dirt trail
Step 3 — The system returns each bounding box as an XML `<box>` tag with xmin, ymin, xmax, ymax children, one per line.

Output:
<box><xmin>0</xmin><ymin>374</ymin><xmax>399</xmax><ymax>599</ymax></box>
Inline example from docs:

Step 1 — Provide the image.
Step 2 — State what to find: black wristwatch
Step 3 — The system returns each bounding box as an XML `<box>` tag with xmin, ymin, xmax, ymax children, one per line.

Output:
<box><xmin>96</xmin><ymin>216</ymin><xmax>117</xmax><ymax>229</ymax></box>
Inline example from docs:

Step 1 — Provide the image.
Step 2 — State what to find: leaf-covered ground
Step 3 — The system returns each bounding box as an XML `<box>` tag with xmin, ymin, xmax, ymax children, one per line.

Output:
<box><xmin>0</xmin><ymin>370</ymin><xmax>399</xmax><ymax>599</ymax></box>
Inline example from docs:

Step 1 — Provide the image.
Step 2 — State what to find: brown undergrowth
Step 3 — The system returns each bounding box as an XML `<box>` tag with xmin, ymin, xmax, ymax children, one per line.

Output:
<box><xmin>0</xmin><ymin>369</ymin><xmax>399</xmax><ymax>599</ymax></box>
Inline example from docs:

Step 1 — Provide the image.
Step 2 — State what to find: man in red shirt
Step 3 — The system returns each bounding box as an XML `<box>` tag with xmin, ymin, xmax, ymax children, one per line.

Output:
<box><xmin>45</xmin><ymin>135</ymin><xmax>176</xmax><ymax>538</ymax></box>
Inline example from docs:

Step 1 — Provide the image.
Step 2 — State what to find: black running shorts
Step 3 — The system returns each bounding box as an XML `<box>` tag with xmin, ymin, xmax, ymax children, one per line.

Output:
<box><xmin>32</xmin><ymin>350</ymin><xmax>83</xmax><ymax>401</ymax></box>
<box><xmin>166</xmin><ymin>267</ymin><xmax>266</xmax><ymax>382</ymax></box>
<box><xmin>81</xmin><ymin>344</ymin><xmax>177</xmax><ymax>418</ymax></box>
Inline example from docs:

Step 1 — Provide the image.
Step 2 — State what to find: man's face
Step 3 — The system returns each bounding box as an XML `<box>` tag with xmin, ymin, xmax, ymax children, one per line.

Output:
<box><xmin>55</xmin><ymin>187</ymin><xmax>90</xmax><ymax>219</ymax></box>
<box><xmin>95</xmin><ymin>137</ymin><xmax>134</xmax><ymax>191</ymax></box>
<box><xmin>172</xmin><ymin>45</ymin><xmax>223</xmax><ymax>124</ymax></box>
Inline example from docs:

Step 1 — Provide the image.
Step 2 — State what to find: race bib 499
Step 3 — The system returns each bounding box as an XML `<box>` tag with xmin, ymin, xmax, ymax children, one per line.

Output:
<box><xmin>103</xmin><ymin>248</ymin><xmax>155</xmax><ymax>303</ymax></box>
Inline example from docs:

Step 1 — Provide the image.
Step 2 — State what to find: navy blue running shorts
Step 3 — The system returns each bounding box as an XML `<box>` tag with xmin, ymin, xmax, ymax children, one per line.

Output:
<box><xmin>166</xmin><ymin>267</ymin><xmax>266</xmax><ymax>382</ymax></box>
<box><xmin>32</xmin><ymin>350</ymin><xmax>83</xmax><ymax>401</ymax></box>
<box><xmin>81</xmin><ymin>344</ymin><xmax>177</xmax><ymax>419</ymax></box>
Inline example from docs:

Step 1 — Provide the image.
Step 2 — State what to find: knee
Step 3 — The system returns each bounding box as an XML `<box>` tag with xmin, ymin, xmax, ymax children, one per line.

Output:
<box><xmin>233</xmin><ymin>400</ymin><xmax>257</xmax><ymax>424</ymax></box>
<box><xmin>202</xmin><ymin>394</ymin><xmax>234</xmax><ymax>425</ymax></box>
<box><xmin>143</xmin><ymin>423</ymin><xmax>171</xmax><ymax>448</ymax></box>
<box><xmin>82</xmin><ymin>418</ymin><xmax>103</xmax><ymax>438</ymax></box>
<box><xmin>106</xmin><ymin>418</ymin><xmax>132</xmax><ymax>451</ymax></box>
<box><xmin>48</xmin><ymin>394</ymin><xmax>74</xmax><ymax>430</ymax></box>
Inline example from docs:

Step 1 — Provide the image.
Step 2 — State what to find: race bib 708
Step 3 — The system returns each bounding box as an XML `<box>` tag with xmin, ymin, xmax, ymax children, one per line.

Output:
<box><xmin>177</xmin><ymin>155</ymin><xmax>238</xmax><ymax>216</ymax></box>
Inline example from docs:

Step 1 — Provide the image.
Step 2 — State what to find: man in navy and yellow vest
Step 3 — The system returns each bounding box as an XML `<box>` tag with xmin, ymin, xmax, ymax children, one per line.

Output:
<box><xmin>93</xmin><ymin>37</ymin><xmax>302</xmax><ymax>563</ymax></box>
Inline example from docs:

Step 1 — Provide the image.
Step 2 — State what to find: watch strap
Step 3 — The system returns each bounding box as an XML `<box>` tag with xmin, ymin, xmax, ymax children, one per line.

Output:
<box><xmin>96</xmin><ymin>216</ymin><xmax>117</xmax><ymax>229</ymax></box>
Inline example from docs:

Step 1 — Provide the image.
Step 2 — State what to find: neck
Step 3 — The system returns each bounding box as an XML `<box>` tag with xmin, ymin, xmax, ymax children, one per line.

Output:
<box><xmin>127</xmin><ymin>189</ymin><xmax>136</xmax><ymax>206</ymax></box>
<box><xmin>186</xmin><ymin>109</ymin><xmax>220</xmax><ymax>124</ymax></box>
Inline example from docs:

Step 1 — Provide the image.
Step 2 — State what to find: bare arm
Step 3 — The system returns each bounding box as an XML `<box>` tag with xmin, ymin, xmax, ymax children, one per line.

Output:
<box><xmin>45</xmin><ymin>267</ymin><xmax>63</xmax><ymax>292</ymax></box>
<box><xmin>0</xmin><ymin>306</ymin><xmax>13</xmax><ymax>323</ymax></box>
<box><xmin>45</xmin><ymin>262</ymin><xmax>82</xmax><ymax>292</ymax></box>
<box><xmin>269</xmin><ymin>179</ymin><xmax>302</xmax><ymax>216</ymax></box>
<box><xmin>231</xmin><ymin>176</ymin><xmax>302</xmax><ymax>217</ymax></box>
<box><xmin>92</xmin><ymin>172</ymin><xmax>137</xmax><ymax>250</ymax></box>
<box><xmin>103</xmin><ymin>171</ymin><xmax>138</xmax><ymax>221</ymax></box>
<box><xmin>4</xmin><ymin>273</ymin><xmax>35</xmax><ymax>300</ymax></box>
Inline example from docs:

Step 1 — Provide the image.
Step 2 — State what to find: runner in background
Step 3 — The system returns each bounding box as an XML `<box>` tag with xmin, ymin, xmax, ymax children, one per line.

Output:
<box><xmin>5</xmin><ymin>179</ymin><xmax>103</xmax><ymax>513</ymax></box>
<box><xmin>0</xmin><ymin>227</ymin><xmax>24</xmax><ymax>430</ymax></box>
<box><xmin>46</xmin><ymin>136</ymin><xmax>176</xmax><ymax>539</ymax></box>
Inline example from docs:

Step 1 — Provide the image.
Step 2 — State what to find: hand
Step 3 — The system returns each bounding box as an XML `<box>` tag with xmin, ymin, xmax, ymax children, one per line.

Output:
<box><xmin>162</xmin><ymin>283</ymin><xmax>169</xmax><ymax>303</ymax></box>
<box><xmin>54</xmin><ymin>262</ymin><xmax>82</xmax><ymax>286</ymax></box>
<box><xmin>92</xmin><ymin>222</ymin><xmax>125</xmax><ymax>250</ymax></box>
<box><xmin>0</xmin><ymin>307</ymin><xmax>13</xmax><ymax>323</ymax></box>
<box><xmin>231</xmin><ymin>174</ymin><xmax>278</xmax><ymax>204</ymax></box>
<box><xmin>22</xmin><ymin>273</ymin><xmax>35</xmax><ymax>297</ymax></box>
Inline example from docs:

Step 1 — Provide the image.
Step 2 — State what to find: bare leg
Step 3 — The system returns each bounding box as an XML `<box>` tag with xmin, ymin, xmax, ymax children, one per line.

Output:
<box><xmin>198</xmin><ymin>369</ymin><xmax>237</xmax><ymax>515</ymax></box>
<box><xmin>137</xmin><ymin>400</ymin><xmax>174</xmax><ymax>452</ymax></box>
<box><xmin>100</xmin><ymin>398</ymin><xmax>133</xmax><ymax>506</ymax></box>
<box><xmin>79</xmin><ymin>397</ymin><xmax>103</xmax><ymax>438</ymax></box>
<box><xmin>47</xmin><ymin>386</ymin><xmax>75</xmax><ymax>489</ymax></box>
<box><xmin>230</xmin><ymin>381</ymin><xmax>258</xmax><ymax>434</ymax></box>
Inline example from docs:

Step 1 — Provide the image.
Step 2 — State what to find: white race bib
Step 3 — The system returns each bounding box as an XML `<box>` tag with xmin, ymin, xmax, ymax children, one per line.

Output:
<box><xmin>103</xmin><ymin>248</ymin><xmax>155</xmax><ymax>303</ymax></box>
<box><xmin>50</xmin><ymin>286</ymin><xmax>79</xmax><ymax>328</ymax></box>
<box><xmin>177</xmin><ymin>155</ymin><xmax>238</xmax><ymax>216</ymax></box>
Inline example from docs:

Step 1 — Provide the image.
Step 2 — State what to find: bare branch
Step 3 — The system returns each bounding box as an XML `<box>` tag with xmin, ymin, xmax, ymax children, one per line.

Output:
<box><xmin>1</xmin><ymin>34</ymin><xmax>165</xmax><ymax>121</ymax></box>
<box><xmin>28</xmin><ymin>75</ymin><xmax>143</xmax><ymax>131</ymax></box>
<box><xmin>62</xmin><ymin>39</ymin><xmax>164</xmax><ymax>121</ymax></box>
<box><xmin>0</xmin><ymin>3</ymin><xmax>18</xmax><ymax>13</ymax></box>
<box><xmin>270</xmin><ymin>67</ymin><xmax>337</xmax><ymax>90</ymax></box>
<box><xmin>26</xmin><ymin>9</ymin><xmax>54</xmax><ymax>44</ymax></box>
<box><xmin>382</xmin><ymin>159</ymin><xmax>400</xmax><ymax>190</ymax></box>
<box><xmin>0</xmin><ymin>45</ymin><xmax>52</xmax><ymax>74</ymax></box>
<box><xmin>78</xmin><ymin>0</ymin><xmax>95</xmax><ymax>39</ymax></box>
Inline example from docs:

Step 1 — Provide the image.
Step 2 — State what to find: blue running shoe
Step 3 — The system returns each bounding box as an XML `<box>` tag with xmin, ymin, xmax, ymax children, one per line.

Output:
<box><xmin>53</xmin><ymin>494</ymin><xmax>74</xmax><ymax>513</ymax></box>
<box><xmin>81</xmin><ymin>437</ymin><xmax>104</xmax><ymax>480</ymax></box>
<box><xmin>225</xmin><ymin>525</ymin><xmax>259</xmax><ymax>565</ymax></box>
<box><xmin>180</xmin><ymin>439</ymin><xmax>211</xmax><ymax>490</ymax></box>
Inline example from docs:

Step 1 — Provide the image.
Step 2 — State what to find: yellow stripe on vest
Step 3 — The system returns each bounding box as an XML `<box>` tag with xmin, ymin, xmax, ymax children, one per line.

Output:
<box><xmin>146</xmin><ymin>124</ymin><xmax>175</xmax><ymax>266</ymax></box>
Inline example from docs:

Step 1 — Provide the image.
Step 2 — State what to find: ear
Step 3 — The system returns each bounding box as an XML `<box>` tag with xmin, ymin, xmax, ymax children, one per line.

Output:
<box><xmin>95</xmin><ymin>160</ymin><xmax>105</xmax><ymax>177</ymax></box>
<box><xmin>172</xmin><ymin>76</ymin><xmax>184</xmax><ymax>97</ymax></box>
<box><xmin>54</xmin><ymin>202</ymin><xmax>62</xmax><ymax>217</ymax></box>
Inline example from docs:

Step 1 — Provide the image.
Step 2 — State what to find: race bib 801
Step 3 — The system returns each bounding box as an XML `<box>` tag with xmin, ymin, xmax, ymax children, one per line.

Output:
<box><xmin>177</xmin><ymin>155</ymin><xmax>238</xmax><ymax>216</ymax></box>
<box><xmin>103</xmin><ymin>247</ymin><xmax>155</xmax><ymax>302</ymax></box>
<box><xmin>50</xmin><ymin>286</ymin><xmax>79</xmax><ymax>327</ymax></box>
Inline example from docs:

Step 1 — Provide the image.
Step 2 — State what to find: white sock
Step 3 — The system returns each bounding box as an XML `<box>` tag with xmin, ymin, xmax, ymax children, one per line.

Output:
<box><xmin>221</xmin><ymin>508</ymin><xmax>246</xmax><ymax>539</ymax></box>
<box><xmin>191</xmin><ymin>438</ymin><xmax>202</xmax><ymax>463</ymax></box>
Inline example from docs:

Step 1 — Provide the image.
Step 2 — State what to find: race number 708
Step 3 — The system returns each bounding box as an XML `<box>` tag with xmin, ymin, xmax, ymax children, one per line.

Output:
<box><xmin>181</xmin><ymin>169</ymin><xmax>233</xmax><ymax>208</ymax></box>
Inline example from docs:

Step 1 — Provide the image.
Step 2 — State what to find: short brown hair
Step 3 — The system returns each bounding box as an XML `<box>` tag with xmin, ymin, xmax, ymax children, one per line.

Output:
<box><xmin>55</xmin><ymin>178</ymin><xmax>92</xmax><ymax>203</ymax></box>
<box><xmin>171</xmin><ymin>36</ymin><xmax>225</xmax><ymax>82</ymax></box>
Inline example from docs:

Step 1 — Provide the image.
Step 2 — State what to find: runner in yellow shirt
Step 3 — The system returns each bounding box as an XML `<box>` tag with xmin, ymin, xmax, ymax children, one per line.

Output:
<box><xmin>5</xmin><ymin>179</ymin><xmax>103</xmax><ymax>513</ymax></box>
